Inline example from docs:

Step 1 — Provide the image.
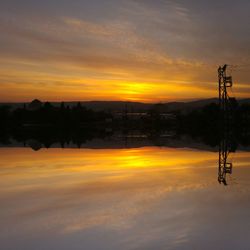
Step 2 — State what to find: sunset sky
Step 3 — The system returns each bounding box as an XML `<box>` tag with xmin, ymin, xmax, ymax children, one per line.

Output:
<box><xmin>0</xmin><ymin>0</ymin><xmax>250</xmax><ymax>102</ymax></box>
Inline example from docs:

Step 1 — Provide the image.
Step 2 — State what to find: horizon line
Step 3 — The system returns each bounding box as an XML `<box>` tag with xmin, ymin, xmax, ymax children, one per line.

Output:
<box><xmin>0</xmin><ymin>97</ymin><xmax>226</xmax><ymax>105</ymax></box>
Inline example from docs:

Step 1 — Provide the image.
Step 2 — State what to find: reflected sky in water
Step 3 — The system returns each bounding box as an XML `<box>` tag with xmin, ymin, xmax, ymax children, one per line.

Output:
<box><xmin>1</xmin><ymin>147</ymin><xmax>250</xmax><ymax>250</ymax></box>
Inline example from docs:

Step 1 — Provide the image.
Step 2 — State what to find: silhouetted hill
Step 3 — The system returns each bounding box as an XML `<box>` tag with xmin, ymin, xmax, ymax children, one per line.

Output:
<box><xmin>61</xmin><ymin>101</ymin><xmax>152</xmax><ymax>112</ymax></box>
<box><xmin>1</xmin><ymin>98</ymin><xmax>250</xmax><ymax>113</ymax></box>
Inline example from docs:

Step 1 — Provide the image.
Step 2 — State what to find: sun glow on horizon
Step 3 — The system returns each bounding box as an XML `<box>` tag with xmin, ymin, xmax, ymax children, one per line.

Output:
<box><xmin>0</xmin><ymin>0</ymin><xmax>250</xmax><ymax>102</ymax></box>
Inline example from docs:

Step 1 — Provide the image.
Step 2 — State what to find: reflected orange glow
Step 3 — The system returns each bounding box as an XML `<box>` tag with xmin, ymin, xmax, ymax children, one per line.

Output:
<box><xmin>0</xmin><ymin>147</ymin><xmax>225</xmax><ymax>195</ymax></box>
<box><xmin>1</xmin><ymin>147</ymin><xmax>250</xmax><ymax>194</ymax></box>
<box><xmin>1</xmin><ymin>147</ymin><xmax>250</xmax><ymax>247</ymax></box>
<box><xmin>0</xmin><ymin>147</ymin><xmax>216</xmax><ymax>171</ymax></box>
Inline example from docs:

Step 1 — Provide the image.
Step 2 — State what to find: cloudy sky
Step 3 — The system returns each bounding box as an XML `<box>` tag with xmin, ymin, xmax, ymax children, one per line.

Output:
<box><xmin>0</xmin><ymin>0</ymin><xmax>250</xmax><ymax>102</ymax></box>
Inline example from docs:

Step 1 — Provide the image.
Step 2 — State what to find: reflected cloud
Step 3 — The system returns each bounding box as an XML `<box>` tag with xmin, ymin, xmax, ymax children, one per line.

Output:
<box><xmin>1</xmin><ymin>147</ymin><xmax>250</xmax><ymax>249</ymax></box>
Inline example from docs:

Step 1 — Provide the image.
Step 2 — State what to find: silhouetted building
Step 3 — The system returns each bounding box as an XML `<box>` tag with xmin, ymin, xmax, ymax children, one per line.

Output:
<box><xmin>28</xmin><ymin>99</ymin><xmax>42</xmax><ymax>111</ymax></box>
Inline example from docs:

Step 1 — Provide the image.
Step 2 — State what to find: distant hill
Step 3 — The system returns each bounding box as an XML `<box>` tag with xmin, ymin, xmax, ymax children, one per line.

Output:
<box><xmin>59</xmin><ymin>101</ymin><xmax>152</xmax><ymax>112</ymax></box>
<box><xmin>1</xmin><ymin>98</ymin><xmax>250</xmax><ymax>113</ymax></box>
<box><xmin>153</xmin><ymin>98</ymin><xmax>219</xmax><ymax>113</ymax></box>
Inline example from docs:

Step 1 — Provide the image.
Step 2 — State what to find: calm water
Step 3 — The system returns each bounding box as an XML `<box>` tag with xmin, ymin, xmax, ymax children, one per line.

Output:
<box><xmin>1</xmin><ymin>147</ymin><xmax>250</xmax><ymax>250</ymax></box>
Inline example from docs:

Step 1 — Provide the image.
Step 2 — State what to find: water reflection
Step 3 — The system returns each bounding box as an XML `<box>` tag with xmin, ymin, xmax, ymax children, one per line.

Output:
<box><xmin>218</xmin><ymin>137</ymin><xmax>235</xmax><ymax>186</ymax></box>
<box><xmin>1</xmin><ymin>147</ymin><xmax>250</xmax><ymax>250</ymax></box>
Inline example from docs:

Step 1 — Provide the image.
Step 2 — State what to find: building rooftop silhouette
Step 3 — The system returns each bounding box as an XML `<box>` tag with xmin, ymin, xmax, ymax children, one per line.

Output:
<box><xmin>28</xmin><ymin>99</ymin><xmax>42</xmax><ymax>111</ymax></box>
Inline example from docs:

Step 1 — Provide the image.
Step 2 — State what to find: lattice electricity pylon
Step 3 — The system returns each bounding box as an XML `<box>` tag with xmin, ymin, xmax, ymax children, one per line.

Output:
<box><xmin>218</xmin><ymin>64</ymin><xmax>233</xmax><ymax>115</ymax></box>
<box><xmin>218</xmin><ymin>64</ymin><xmax>234</xmax><ymax>185</ymax></box>
<box><xmin>218</xmin><ymin>138</ymin><xmax>233</xmax><ymax>185</ymax></box>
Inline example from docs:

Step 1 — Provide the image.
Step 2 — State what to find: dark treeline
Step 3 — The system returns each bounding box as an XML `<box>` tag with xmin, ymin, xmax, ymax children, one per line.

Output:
<box><xmin>0</xmin><ymin>101</ymin><xmax>111</xmax><ymax>128</ymax></box>
<box><xmin>0</xmin><ymin>101</ymin><xmax>114</xmax><ymax>149</ymax></box>
<box><xmin>177</xmin><ymin>102</ymin><xmax>250</xmax><ymax>147</ymax></box>
<box><xmin>1</xmin><ymin>100</ymin><xmax>250</xmax><ymax>149</ymax></box>
<box><xmin>0</xmin><ymin>101</ymin><xmax>177</xmax><ymax>130</ymax></box>
<box><xmin>1</xmin><ymin>101</ymin><xmax>250</xmax><ymax>129</ymax></box>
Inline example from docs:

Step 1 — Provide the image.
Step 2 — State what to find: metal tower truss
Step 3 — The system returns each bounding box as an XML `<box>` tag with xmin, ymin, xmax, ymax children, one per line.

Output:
<box><xmin>218</xmin><ymin>64</ymin><xmax>234</xmax><ymax>185</ymax></box>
